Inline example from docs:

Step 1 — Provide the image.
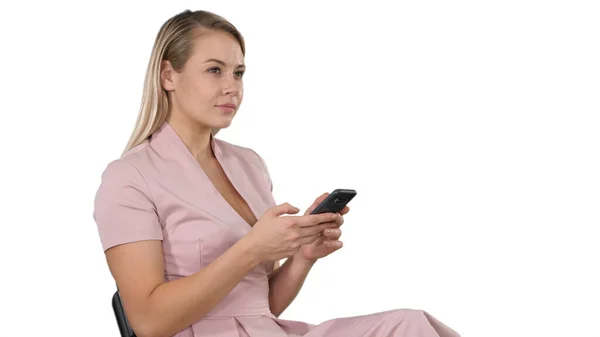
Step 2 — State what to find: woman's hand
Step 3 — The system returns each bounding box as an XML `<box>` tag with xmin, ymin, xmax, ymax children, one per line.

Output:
<box><xmin>244</xmin><ymin>202</ymin><xmax>340</xmax><ymax>262</ymax></box>
<box><xmin>296</xmin><ymin>192</ymin><xmax>350</xmax><ymax>263</ymax></box>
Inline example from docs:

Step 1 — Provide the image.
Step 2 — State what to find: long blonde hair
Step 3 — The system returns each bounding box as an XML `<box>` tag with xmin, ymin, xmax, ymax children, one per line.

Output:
<box><xmin>121</xmin><ymin>9</ymin><xmax>246</xmax><ymax>156</ymax></box>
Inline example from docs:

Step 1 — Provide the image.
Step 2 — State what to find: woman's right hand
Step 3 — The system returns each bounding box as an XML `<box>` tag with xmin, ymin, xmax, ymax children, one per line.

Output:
<box><xmin>244</xmin><ymin>202</ymin><xmax>340</xmax><ymax>262</ymax></box>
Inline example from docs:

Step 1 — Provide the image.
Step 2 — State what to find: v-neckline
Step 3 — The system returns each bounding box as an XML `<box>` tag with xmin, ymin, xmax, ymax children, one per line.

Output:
<box><xmin>204</xmin><ymin>146</ymin><xmax>258</xmax><ymax>228</ymax></box>
<box><xmin>160</xmin><ymin>122</ymin><xmax>259</xmax><ymax>229</ymax></box>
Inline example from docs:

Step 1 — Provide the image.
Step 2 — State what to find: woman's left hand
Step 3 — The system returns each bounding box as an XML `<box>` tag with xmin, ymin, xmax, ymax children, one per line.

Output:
<box><xmin>296</xmin><ymin>192</ymin><xmax>350</xmax><ymax>262</ymax></box>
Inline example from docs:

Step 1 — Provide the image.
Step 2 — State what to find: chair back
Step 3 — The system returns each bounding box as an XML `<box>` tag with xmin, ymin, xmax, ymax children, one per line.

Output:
<box><xmin>112</xmin><ymin>290</ymin><xmax>136</xmax><ymax>337</ymax></box>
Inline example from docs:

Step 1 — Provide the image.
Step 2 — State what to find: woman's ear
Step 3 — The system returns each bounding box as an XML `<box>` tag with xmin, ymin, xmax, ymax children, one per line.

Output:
<box><xmin>161</xmin><ymin>60</ymin><xmax>176</xmax><ymax>91</ymax></box>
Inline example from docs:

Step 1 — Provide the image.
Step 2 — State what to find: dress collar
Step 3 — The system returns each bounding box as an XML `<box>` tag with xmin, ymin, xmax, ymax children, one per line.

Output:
<box><xmin>149</xmin><ymin>121</ymin><xmax>222</xmax><ymax>161</ymax></box>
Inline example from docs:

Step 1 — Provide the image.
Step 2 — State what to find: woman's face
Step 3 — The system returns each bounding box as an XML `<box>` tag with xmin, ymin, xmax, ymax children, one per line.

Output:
<box><xmin>162</xmin><ymin>30</ymin><xmax>245</xmax><ymax>131</ymax></box>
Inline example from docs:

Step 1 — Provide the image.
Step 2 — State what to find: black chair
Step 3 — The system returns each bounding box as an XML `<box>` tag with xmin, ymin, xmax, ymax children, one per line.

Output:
<box><xmin>112</xmin><ymin>290</ymin><xmax>136</xmax><ymax>337</ymax></box>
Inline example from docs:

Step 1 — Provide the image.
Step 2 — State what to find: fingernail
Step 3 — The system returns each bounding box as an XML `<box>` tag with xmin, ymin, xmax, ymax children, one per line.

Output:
<box><xmin>325</xmin><ymin>229</ymin><xmax>331</xmax><ymax>234</ymax></box>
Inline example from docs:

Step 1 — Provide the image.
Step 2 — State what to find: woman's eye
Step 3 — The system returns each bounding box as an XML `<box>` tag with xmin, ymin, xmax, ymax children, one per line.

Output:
<box><xmin>208</xmin><ymin>67</ymin><xmax>244</xmax><ymax>78</ymax></box>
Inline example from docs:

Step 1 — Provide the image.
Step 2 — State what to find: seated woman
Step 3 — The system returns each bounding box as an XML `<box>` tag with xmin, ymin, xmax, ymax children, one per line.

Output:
<box><xmin>93</xmin><ymin>9</ymin><xmax>460</xmax><ymax>337</ymax></box>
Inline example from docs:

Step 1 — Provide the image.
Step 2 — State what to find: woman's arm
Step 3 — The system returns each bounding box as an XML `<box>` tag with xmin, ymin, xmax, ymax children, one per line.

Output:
<box><xmin>107</xmin><ymin>236</ymin><xmax>259</xmax><ymax>337</ymax></box>
<box><xmin>267</xmin><ymin>254</ymin><xmax>316</xmax><ymax>317</ymax></box>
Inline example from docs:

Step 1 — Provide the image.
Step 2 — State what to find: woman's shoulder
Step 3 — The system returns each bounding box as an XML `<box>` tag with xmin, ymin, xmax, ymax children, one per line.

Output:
<box><xmin>98</xmin><ymin>140</ymin><xmax>153</xmax><ymax>191</ymax></box>
<box><xmin>119</xmin><ymin>139</ymin><xmax>152</xmax><ymax>166</ymax></box>
<box><xmin>214</xmin><ymin>137</ymin><xmax>269</xmax><ymax>170</ymax></box>
<box><xmin>93</xmin><ymin>140</ymin><xmax>162</xmax><ymax>251</ymax></box>
<box><xmin>214</xmin><ymin>137</ymin><xmax>273</xmax><ymax>190</ymax></box>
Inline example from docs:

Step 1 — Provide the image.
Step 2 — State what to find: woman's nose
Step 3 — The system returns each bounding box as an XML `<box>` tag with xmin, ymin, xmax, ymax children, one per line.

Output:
<box><xmin>223</xmin><ymin>77</ymin><xmax>242</xmax><ymax>96</ymax></box>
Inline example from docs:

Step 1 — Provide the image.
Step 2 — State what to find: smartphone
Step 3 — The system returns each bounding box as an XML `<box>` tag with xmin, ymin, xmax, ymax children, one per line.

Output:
<box><xmin>310</xmin><ymin>189</ymin><xmax>357</xmax><ymax>215</ymax></box>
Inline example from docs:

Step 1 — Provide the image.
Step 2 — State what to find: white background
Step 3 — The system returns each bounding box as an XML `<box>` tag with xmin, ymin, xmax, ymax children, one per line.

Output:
<box><xmin>1</xmin><ymin>1</ymin><xmax>599</xmax><ymax>336</ymax></box>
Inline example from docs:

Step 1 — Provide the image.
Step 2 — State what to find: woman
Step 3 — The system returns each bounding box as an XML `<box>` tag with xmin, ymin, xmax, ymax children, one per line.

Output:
<box><xmin>93</xmin><ymin>9</ymin><xmax>460</xmax><ymax>337</ymax></box>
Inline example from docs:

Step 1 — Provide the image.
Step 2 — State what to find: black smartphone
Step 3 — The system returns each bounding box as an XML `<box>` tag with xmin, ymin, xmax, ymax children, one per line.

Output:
<box><xmin>310</xmin><ymin>189</ymin><xmax>357</xmax><ymax>215</ymax></box>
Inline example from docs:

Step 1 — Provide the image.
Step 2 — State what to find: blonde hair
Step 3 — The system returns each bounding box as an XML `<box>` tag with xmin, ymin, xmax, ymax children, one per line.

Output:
<box><xmin>121</xmin><ymin>9</ymin><xmax>246</xmax><ymax>156</ymax></box>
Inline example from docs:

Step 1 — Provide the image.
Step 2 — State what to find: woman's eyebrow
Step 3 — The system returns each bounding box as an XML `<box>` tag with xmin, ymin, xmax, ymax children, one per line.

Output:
<box><xmin>203</xmin><ymin>58</ymin><xmax>245</xmax><ymax>68</ymax></box>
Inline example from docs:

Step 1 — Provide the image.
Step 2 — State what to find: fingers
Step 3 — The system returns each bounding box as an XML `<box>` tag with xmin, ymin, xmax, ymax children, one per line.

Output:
<box><xmin>270</xmin><ymin>202</ymin><xmax>300</xmax><ymax>217</ymax></box>
<box><xmin>297</xmin><ymin>233</ymin><xmax>322</xmax><ymax>246</ymax></box>
<box><xmin>339</xmin><ymin>206</ymin><xmax>350</xmax><ymax>215</ymax></box>
<box><xmin>334</xmin><ymin>214</ymin><xmax>344</xmax><ymax>227</ymax></box>
<box><xmin>298</xmin><ymin>222</ymin><xmax>336</xmax><ymax>238</ymax></box>
<box><xmin>298</xmin><ymin>212</ymin><xmax>339</xmax><ymax>228</ymax></box>
<box><xmin>323</xmin><ymin>228</ymin><xmax>343</xmax><ymax>252</ymax></box>
<box><xmin>322</xmin><ymin>228</ymin><xmax>343</xmax><ymax>250</ymax></box>
<box><xmin>324</xmin><ymin>240</ymin><xmax>343</xmax><ymax>249</ymax></box>
<box><xmin>322</xmin><ymin>228</ymin><xmax>342</xmax><ymax>240</ymax></box>
<box><xmin>295</xmin><ymin>227</ymin><xmax>343</xmax><ymax>249</ymax></box>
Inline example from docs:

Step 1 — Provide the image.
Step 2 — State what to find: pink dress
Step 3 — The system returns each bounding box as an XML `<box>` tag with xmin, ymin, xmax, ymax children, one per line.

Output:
<box><xmin>93</xmin><ymin>121</ymin><xmax>460</xmax><ymax>337</ymax></box>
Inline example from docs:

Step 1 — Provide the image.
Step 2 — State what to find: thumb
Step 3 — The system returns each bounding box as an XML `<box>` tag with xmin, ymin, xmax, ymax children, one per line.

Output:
<box><xmin>269</xmin><ymin>202</ymin><xmax>300</xmax><ymax>217</ymax></box>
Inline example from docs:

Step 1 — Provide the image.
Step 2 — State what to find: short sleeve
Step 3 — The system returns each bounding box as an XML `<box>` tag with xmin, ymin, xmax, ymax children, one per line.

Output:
<box><xmin>93</xmin><ymin>159</ymin><xmax>163</xmax><ymax>251</ymax></box>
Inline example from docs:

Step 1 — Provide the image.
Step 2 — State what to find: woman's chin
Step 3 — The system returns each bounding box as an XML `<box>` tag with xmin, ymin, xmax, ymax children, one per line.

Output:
<box><xmin>212</xmin><ymin>118</ymin><xmax>233</xmax><ymax>130</ymax></box>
